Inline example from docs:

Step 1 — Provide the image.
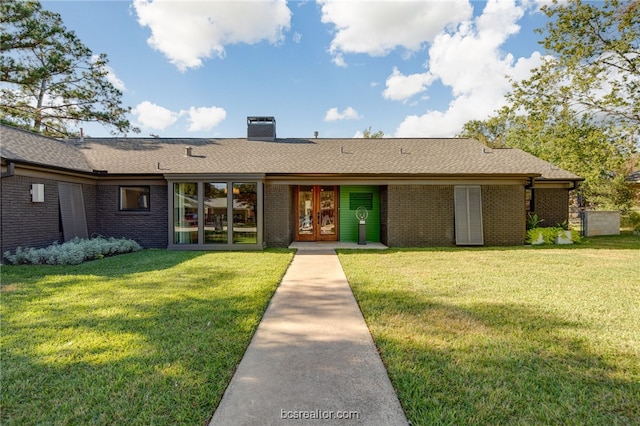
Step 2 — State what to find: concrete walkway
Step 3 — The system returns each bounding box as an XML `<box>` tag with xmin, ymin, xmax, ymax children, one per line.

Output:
<box><xmin>209</xmin><ymin>248</ymin><xmax>408</xmax><ymax>425</ymax></box>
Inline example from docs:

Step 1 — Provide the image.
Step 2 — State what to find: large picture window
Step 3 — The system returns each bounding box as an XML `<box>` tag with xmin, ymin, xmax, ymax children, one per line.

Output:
<box><xmin>120</xmin><ymin>186</ymin><xmax>150</xmax><ymax>211</ymax></box>
<box><xmin>169</xmin><ymin>178</ymin><xmax>262</xmax><ymax>248</ymax></box>
<box><xmin>174</xmin><ymin>183</ymin><xmax>198</xmax><ymax>244</ymax></box>
<box><xmin>233</xmin><ymin>183</ymin><xmax>257</xmax><ymax>244</ymax></box>
<box><xmin>205</xmin><ymin>183</ymin><xmax>228</xmax><ymax>244</ymax></box>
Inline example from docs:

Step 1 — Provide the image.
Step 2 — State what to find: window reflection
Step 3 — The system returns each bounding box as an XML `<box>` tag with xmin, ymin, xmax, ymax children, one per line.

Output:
<box><xmin>205</xmin><ymin>183</ymin><xmax>227</xmax><ymax>244</ymax></box>
<box><xmin>174</xmin><ymin>183</ymin><xmax>198</xmax><ymax>244</ymax></box>
<box><xmin>233</xmin><ymin>183</ymin><xmax>257</xmax><ymax>244</ymax></box>
<box><xmin>298</xmin><ymin>186</ymin><xmax>314</xmax><ymax>235</ymax></box>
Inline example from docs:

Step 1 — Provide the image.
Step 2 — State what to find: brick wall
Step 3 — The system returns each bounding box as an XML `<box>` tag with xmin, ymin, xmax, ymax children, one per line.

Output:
<box><xmin>1</xmin><ymin>175</ymin><xmax>98</xmax><ymax>255</ymax></box>
<box><xmin>534</xmin><ymin>188</ymin><xmax>569</xmax><ymax>228</ymax></box>
<box><xmin>380</xmin><ymin>186</ymin><xmax>388</xmax><ymax>245</ymax></box>
<box><xmin>383</xmin><ymin>184</ymin><xmax>526</xmax><ymax>247</ymax></box>
<box><xmin>481</xmin><ymin>185</ymin><xmax>526</xmax><ymax>246</ymax></box>
<box><xmin>385</xmin><ymin>185</ymin><xmax>456</xmax><ymax>247</ymax></box>
<box><xmin>96</xmin><ymin>185</ymin><xmax>168</xmax><ymax>248</ymax></box>
<box><xmin>264</xmin><ymin>184</ymin><xmax>294</xmax><ymax>247</ymax></box>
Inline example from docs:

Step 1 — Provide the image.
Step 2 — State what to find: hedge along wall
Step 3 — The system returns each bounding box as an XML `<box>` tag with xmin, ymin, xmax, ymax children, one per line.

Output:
<box><xmin>339</xmin><ymin>185</ymin><xmax>380</xmax><ymax>243</ymax></box>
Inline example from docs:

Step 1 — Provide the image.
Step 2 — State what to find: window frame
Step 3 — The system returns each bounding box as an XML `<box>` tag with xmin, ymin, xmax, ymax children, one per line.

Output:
<box><xmin>119</xmin><ymin>186</ymin><xmax>151</xmax><ymax>212</ymax></box>
<box><xmin>166</xmin><ymin>176</ymin><xmax>264</xmax><ymax>250</ymax></box>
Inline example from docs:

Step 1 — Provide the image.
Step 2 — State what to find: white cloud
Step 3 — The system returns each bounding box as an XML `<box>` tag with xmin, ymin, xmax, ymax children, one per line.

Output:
<box><xmin>394</xmin><ymin>0</ymin><xmax>544</xmax><ymax>137</ymax></box>
<box><xmin>133</xmin><ymin>0</ymin><xmax>291</xmax><ymax>72</ymax></box>
<box><xmin>324</xmin><ymin>107</ymin><xmax>362</xmax><ymax>121</ymax></box>
<box><xmin>183</xmin><ymin>106</ymin><xmax>227</xmax><ymax>132</ymax></box>
<box><xmin>132</xmin><ymin>101</ymin><xmax>178</xmax><ymax>130</ymax></box>
<box><xmin>91</xmin><ymin>55</ymin><xmax>126</xmax><ymax>91</ymax></box>
<box><xmin>319</xmin><ymin>0</ymin><xmax>472</xmax><ymax>65</ymax></box>
<box><xmin>382</xmin><ymin>67</ymin><xmax>435</xmax><ymax>102</ymax></box>
<box><xmin>293</xmin><ymin>32</ymin><xmax>302</xmax><ymax>43</ymax></box>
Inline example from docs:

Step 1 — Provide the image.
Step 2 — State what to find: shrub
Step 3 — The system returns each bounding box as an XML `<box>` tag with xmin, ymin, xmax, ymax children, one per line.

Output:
<box><xmin>526</xmin><ymin>227</ymin><xmax>581</xmax><ymax>245</ymax></box>
<box><xmin>621</xmin><ymin>211</ymin><xmax>640</xmax><ymax>233</ymax></box>
<box><xmin>3</xmin><ymin>237</ymin><xmax>142</xmax><ymax>265</ymax></box>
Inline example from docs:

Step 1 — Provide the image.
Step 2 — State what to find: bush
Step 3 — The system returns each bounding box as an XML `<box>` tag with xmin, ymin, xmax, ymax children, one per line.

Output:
<box><xmin>526</xmin><ymin>227</ymin><xmax>582</xmax><ymax>245</ymax></box>
<box><xmin>621</xmin><ymin>211</ymin><xmax>640</xmax><ymax>233</ymax></box>
<box><xmin>3</xmin><ymin>237</ymin><xmax>142</xmax><ymax>265</ymax></box>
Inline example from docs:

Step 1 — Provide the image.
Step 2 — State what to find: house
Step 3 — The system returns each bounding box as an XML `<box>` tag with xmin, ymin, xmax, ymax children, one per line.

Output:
<box><xmin>1</xmin><ymin>118</ymin><xmax>581</xmax><ymax>255</ymax></box>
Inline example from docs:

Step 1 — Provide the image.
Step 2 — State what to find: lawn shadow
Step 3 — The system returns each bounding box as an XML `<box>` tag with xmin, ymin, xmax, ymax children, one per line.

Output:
<box><xmin>1</xmin><ymin>249</ymin><xmax>294</xmax><ymax>424</ymax></box>
<box><xmin>353</xmin><ymin>286</ymin><xmax>640</xmax><ymax>424</ymax></box>
<box><xmin>1</xmin><ymin>292</ymin><xmax>258</xmax><ymax>424</ymax></box>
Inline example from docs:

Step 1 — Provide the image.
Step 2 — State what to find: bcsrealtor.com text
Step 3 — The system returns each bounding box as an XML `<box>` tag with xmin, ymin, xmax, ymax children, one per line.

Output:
<box><xmin>281</xmin><ymin>409</ymin><xmax>360</xmax><ymax>420</ymax></box>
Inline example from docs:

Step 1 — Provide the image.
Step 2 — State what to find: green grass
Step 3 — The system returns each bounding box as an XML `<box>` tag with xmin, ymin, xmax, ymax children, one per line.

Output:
<box><xmin>338</xmin><ymin>235</ymin><xmax>640</xmax><ymax>425</ymax></box>
<box><xmin>1</xmin><ymin>249</ymin><xmax>294</xmax><ymax>425</ymax></box>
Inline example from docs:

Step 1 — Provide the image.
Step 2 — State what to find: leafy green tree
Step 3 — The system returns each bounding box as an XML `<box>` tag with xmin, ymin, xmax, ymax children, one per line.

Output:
<box><xmin>363</xmin><ymin>126</ymin><xmax>384</xmax><ymax>138</ymax></box>
<box><xmin>535</xmin><ymin>0</ymin><xmax>639</xmax><ymax>126</ymax></box>
<box><xmin>460</xmin><ymin>0</ymin><xmax>639</xmax><ymax>210</ymax></box>
<box><xmin>0</xmin><ymin>0</ymin><xmax>137</xmax><ymax>137</ymax></box>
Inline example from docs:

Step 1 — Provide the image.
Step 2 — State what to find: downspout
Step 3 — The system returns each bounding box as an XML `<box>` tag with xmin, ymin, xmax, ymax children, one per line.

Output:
<box><xmin>1</xmin><ymin>161</ymin><xmax>15</xmax><ymax>178</ymax></box>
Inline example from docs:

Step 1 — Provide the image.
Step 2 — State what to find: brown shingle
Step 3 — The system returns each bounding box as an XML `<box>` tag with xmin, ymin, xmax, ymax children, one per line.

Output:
<box><xmin>1</xmin><ymin>125</ymin><xmax>92</xmax><ymax>172</ymax></box>
<box><xmin>1</xmin><ymin>125</ymin><xmax>581</xmax><ymax>181</ymax></box>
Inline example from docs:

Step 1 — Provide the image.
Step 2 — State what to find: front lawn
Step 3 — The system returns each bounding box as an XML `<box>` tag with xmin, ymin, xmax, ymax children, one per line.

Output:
<box><xmin>338</xmin><ymin>235</ymin><xmax>640</xmax><ymax>425</ymax></box>
<box><xmin>1</xmin><ymin>249</ymin><xmax>294</xmax><ymax>425</ymax></box>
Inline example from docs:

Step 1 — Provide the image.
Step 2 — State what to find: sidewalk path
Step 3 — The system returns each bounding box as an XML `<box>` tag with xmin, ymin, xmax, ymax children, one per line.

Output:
<box><xmin>209</xmin><ymin>249</ymin><xmax>408</xmax><ymax>425</ymax></box>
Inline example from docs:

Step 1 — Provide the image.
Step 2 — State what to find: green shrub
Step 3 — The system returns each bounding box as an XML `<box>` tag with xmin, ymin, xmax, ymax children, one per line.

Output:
<box><xmin>526</xmin><ymin>227</ymin><xmax>581</xmax><ymax>245</ymax></box>
<box><xmin>3</xmin><ymin>237</ymin><xmax>142</xmax><ymax>265</ymax></box>
<box><xmin>621</xmin><ymin>211</ymin><xmax>640</xmax><ymax>232</ymax></box>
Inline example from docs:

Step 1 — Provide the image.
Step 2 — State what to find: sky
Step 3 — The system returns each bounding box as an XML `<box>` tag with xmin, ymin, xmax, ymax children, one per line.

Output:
<box><xmin>41</xmin><ymin>0</ymin><xmax>552</xmax><ymax>139</ymax></box>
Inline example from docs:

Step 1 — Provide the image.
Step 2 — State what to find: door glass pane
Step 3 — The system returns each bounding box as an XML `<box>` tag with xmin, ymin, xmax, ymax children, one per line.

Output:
<box><xmin>233</xmin><ymin>182</ymin><xmax>257</xmax><ymax>244</ymax></box>
<box><xmin>205</xmin><ymin>183</ymin><xmax>227</xmax><ymax>244</ymax></box>
<box><xmin>174</xmin><ymin>183</ymin><xmax>198</xmax><ymax>244</ymax></box>
<box><xmin>298</xmin><ymin>186</ymin><xmax>314</xmax><ymax>235</ymax></box>
<box><xmin>319</xmin><ymin>186</ymin><xmax>336</xmax><ymax>235</ymax></box>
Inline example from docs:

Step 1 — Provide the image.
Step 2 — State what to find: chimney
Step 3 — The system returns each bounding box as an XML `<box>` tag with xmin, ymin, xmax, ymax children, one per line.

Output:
<box><xmin>247</xmin><ymin>116</ymin><xmax>276</xmax><ymax>141</ymax></box>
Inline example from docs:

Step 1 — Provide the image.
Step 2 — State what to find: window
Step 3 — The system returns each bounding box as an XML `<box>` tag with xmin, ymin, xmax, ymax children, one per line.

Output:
<box><xmin>120</xmin><ymin>186</ymin><xmax>150</xmax><ymax>211</ymax></box>
<box><xmin>174</xmin><ymin>183</ymin><xmax>198</xmax><ymax>244</ymax></box>
<box><xmin>233</xmin><ymin>182</ymin><xmax>257</xmax><ymax>244</ymax></box>
<box><xmin>169</xmin><ymin>179</ymin><xmax>262</xmax><ymax>248</ymax></box>
<box><xmin>525</xmin><ymin>188</ymin><xmax>534</xmax><ymax>212</ymax></box>
<box><xmin>205</xmin><ymin>183</ymin><xmax>228</xmax><ymax>244</ymax></box>
<box><xmin>454</xmin><ymin>186</ymin><xmax>483</xmax><ymax>245</ymax></box>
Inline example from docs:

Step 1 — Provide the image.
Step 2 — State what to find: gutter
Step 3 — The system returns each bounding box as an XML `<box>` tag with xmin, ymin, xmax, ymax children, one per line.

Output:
<box><xmin>1</xmin><ymin>161</ymin><xmax>15</xmax><ymax>178</ymax></box>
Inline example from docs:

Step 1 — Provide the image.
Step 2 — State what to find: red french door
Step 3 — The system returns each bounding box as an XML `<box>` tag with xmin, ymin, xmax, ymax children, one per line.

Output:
<box><xmin>296</xmin><ymin>185</ymin><xmax>338</xmax><ymax>241</ymax></box>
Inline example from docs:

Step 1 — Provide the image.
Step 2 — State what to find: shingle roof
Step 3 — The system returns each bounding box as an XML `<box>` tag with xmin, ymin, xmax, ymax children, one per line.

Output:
<box><xmin>1</xmin><ymin>125</ymin><xmax>581</xmax><ymax>181</ymax></box>
<box><xmin>1</xmin><ymin>125</ymin><xmax>92</xmax><ymax>172</ymax></box>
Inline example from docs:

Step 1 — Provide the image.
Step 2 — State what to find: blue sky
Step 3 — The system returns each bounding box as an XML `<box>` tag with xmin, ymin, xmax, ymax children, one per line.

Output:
<box><xmin>41</xmin><ymin>0</ymin><xmax>550</xmax><ymax>139</ymax></box>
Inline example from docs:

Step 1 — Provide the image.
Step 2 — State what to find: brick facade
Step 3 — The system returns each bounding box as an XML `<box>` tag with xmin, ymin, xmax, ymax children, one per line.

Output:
<box><xmin>481</xmin><ymin>185</ymin><xmax>526</xmax><ymax>246</ymax></box>
<box><xmin>382</xmin><ymin>184</ymin><xmax>526</xmax><ymax>247</ymax></box>
<box><xmin>1</xmin><ymin>176</ymin><xmax>564</xmax><ymax>254</ymax></box>
<box><xmin>264</xmin><ymin>184</ymin><xmax>294</xmax><ymax>247</ymax></box>
<box><xmin>96</xmin><ymin>185</ymin><xmax>168</xmax><ymax>249</ymax></box>
<box><xmin>533</xmin><ymin>188</ymin><xmax>569</xmax><ymax>228</ymax></box>
<box><xmin>384</xmin><ymin>185</ymin><xmax>456</xmax><ymax>247</ymax></box>
<box><xmin>0</xmin><ymin>175</ymin><xmax>98</xmax><ymax>254</ymax></box>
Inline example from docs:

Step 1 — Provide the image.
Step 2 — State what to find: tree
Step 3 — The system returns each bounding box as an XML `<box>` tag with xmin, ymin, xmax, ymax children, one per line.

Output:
<box><xmin>460</xmin><ymin>0</ymin><xmax>639</xmax><ymax>210</ymax></box>
<box><xmin>535</xmin><ymin>0</ymin><xmax>640</xmax><ymax>126</ymax></box>
<box><xmin>363</xmin><ymin>126</ymin><xmax>384</xmax><ymax>138</ymax></box>
<box><xmin>0</xmin><ymin>0</ymin><xmax>137</xmax><ymax>137</ymax></box>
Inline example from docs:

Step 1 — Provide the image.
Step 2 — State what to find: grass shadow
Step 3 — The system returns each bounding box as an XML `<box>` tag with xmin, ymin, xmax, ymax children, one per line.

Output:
<box><xmin>1</xmin><ymin>249</ymin><xmax>294</xmax><ymax>425</ymax></box>
<box><xmin>352</xmin><ymin>285</ymin><xmax>640</xmax><ymax>424</ymax></box>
